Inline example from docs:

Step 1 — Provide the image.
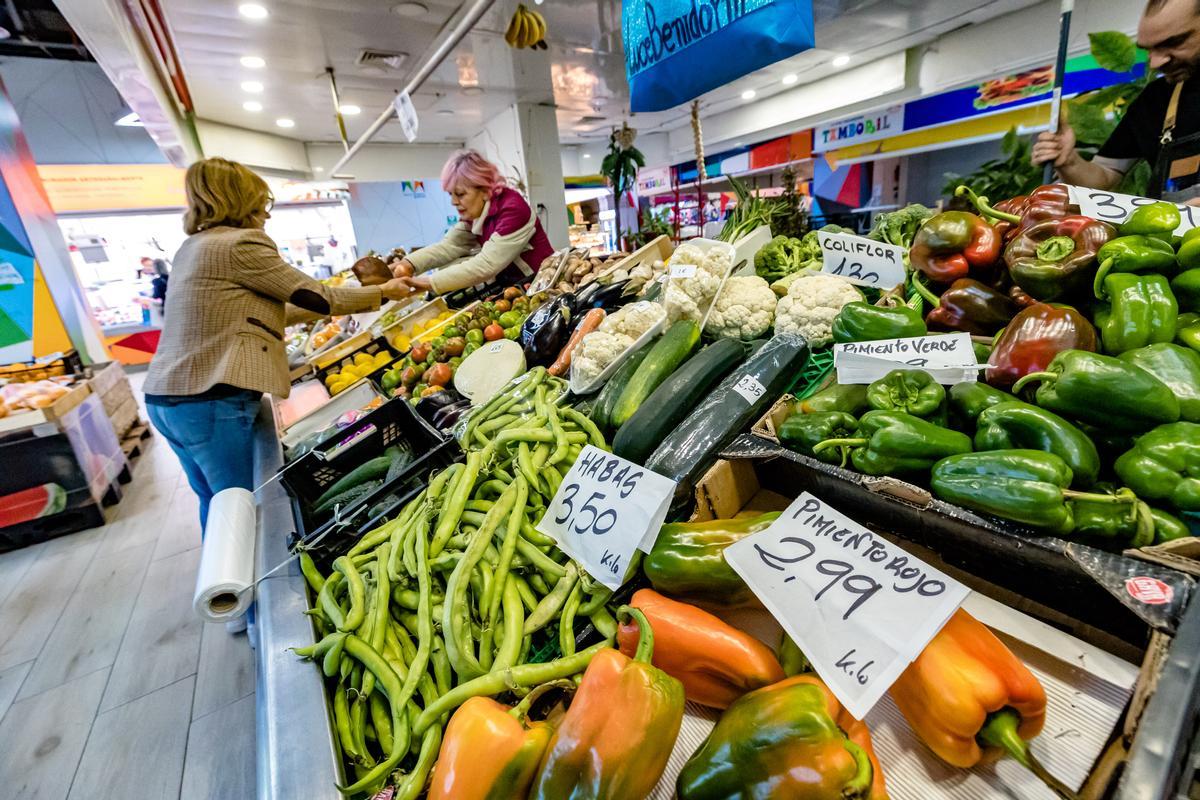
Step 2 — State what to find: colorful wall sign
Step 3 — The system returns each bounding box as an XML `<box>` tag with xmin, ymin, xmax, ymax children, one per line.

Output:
<box><xmin>37</xmin><ymin>164</ymin><xmax>186</xmax><ymax>214</ymax></box>
<box><xmin>814</xmin><ymin>106</ymin><xmax>905</xmax><ymax>153</ymax></box>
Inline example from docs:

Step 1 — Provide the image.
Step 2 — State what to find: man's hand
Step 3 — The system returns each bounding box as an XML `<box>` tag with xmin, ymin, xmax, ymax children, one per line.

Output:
<box><xmin>378</xmin><ymin>277</ymin><xmax>419</xmax><ymax>302</ymax></box>
<box><xmin>391</xmin><ymin>258</ymin><xmax>415</xmax><ymax>278</ymax></box>
<box><xmin>1032</xmin><ymin>126</ymin><xmax>1080</xmax><ymax>169</ymax></box>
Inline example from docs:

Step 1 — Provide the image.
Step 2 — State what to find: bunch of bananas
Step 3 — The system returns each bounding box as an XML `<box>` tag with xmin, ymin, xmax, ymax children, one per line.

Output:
<box><xmin>505</xmin><ymin>4</ymin><xmax>548</xmax><ymax>50</ymax></box>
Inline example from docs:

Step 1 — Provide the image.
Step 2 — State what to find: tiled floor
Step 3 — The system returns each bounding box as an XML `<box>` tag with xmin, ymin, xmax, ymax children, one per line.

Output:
<box><xmin>0</xmin><ymin>371</ymin><xmax>256</xmax><ymax>799</ymax></box>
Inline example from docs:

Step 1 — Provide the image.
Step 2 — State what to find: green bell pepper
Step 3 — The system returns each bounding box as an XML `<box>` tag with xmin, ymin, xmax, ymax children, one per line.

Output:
<box><xmin>975</xmin><ymin>401</ymin><xmax>1100</xmax><ymax>487</ymax></box>
<box><xmin>948</xmin><ymin>382</ymin><xmax>1014</xmax><ymax>427</ymax></box>
<box><xmin>812</xmin><ymin>409</ymin><xmax>973</xmax><ymax>476</ymax></box>
<box><xmin>1072</xmin><ymin>490</ymin><xmax>1154</xmax><ymax>547</ymax></box>
<box><xmin>1011</xmin><ymin>349</ymin><xmax>1180</xmax><ymax>432</ymax></box>
<box><xmin>1177</xmin><ymin>312</ymin><xmax>1200</xmax><ymax>353</ymax></box>
<box><xmin>866</xmin><ymin>369</ymin><xmax>946</xmax><ymax>418</ymax></box>
<box><xmin>1091</xmin><ymin>235</ymin><xmax>1178</xmax><ymax>298</ymax></box>
<box><xmin>643</xmin><ymin>513</ymin><xmax>781</xmax><ymax>608</ymax></box>
<box><xmin>779</xmin><ymin>411</ymin><xmax>859</xmax><ymax>465</ymax></box>
<box><xmin>1094</xmin><ymin>273</ymin><xmax>1179</xmax><ymax>355</ymax></box>
<box><xmin>1170</xmin><ymin>268</ymin><xmax>1200</xmax><ymax>311</ymax></box>
<box><xmin>931</xmin><ymin>450</ymin><xmax>1136</xmax><ymax>535</ymax></box>
<box><xmin>832</xmin><ymin>301</ymin><xmax>927</xmax><ymax>343</ymax></box>
<box><xmin>1114</xmin><ymin>422</ymin><xmax>1200</xmax><ymax>512</ymax></box>
<box><xmin>1120</xmin><ymin>201</ymin><xmax>1182</xmax><ymax>237</ymax></box>
<box><xmin>1118</xmin><ymin>343</ymin><xmax>1200</xmax><ymax>422</ymax></box>
<box><xmin>1150</xmin><ymin>507</ymin><xmax>1192</xmax><ymax>543</ymax></box>
<box><xmin>798</xmin><ymin>383</ymin><xmax>870</xmax><ymax>415</ymax></box>
<box><xmin>1176</xmin><ymin>227</ymin><xmax>1200</xmax><ymax>270</ymax></box>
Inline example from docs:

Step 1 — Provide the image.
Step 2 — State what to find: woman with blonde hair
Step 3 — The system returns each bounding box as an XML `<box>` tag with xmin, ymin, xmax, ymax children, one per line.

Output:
<box><xmin>392</xmin><ymin>149</ymin><xmax>554</xmax><ymax>293</ymax></box>
<box><xmin>145</xmin><ymin>157</ymin><xmax>413</xmax><ymax>532</ymax></box>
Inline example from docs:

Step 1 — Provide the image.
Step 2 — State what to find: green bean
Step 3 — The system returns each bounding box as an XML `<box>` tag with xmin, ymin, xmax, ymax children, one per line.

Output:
<box><xmin>524</xmin><ymin>562</ymin><xmax>579</xmax><ymax>636</ymax></box>
<box><xmin>559</xmin><ymin>580</ymin><xmax>583</xmax><ymax>658</ymax></box>
<box><xmin>521</xmin><ymin>517</ymin><xmax>557</xmax><ymax>547</ymax></box>
<box><xmin>391</xmin><ymin>587</ymin><xmax>444</xmax><ymax>610</ymax></box>
<box><xmin>323</xmin><ymin>633</ymin><xmax>349</xmax><ymax>678</ymax></box>
<box><xmin>298</xmin><ymin>551</ymin><xmax>325</xmax><ymax>594</ymax></box>
<box><xmin>431</xmin><ymin>633</ymin><xmax>452</xmax><ymax>697</ymax></box>
<box><xmin>318</xmin><ymin>571</ymin><xmax>347</xmax><ymax>630</ymax></box>
<box><xmin>348</xmin><ymin>667</ymin><xmax>373</xmax><ymax>765</ymax></box>
<box><xmin>390</xmin><ymin>496</ymin><xmax>427</xmax><ymax>581</ymax></box>
<box><xmin>484</xmin><ymin>475</ymin><xmax>527</xmax><ymax>657</ymax></box>
<box><xmin>529</xmin><ymin>572</ymin><xmax>550</xmax><ymax>595</ymax></box>
<box><xmin>412</xmin><ymin>639</ymin><xmax>611</xmax><ymax>735</ymax></box>
<box><xmin>565</xmin><ymin>431</ymin><xmax>588</xmax><ymax>445</ymax></box>
<box><xmin>332</xmin><ymin>679</ymin><xmax>360</xmax><ymax>763</ymax></box>
<box><xmin>401</xmin><ymin>511</ymin><xmax>420</xmax><ymax>578</ymax></box>
<box><xmin>589</xmin><ymin>607</ymin><xmax>618</xmax><ymax>640</ymax></box>
<box><xmin>491</xmin><ymin>465</ymin><xmax>516</xmax><ymax>484</ymax></box>
<box><xmin>368</xmin><ymin>693</ymin><xmax>393</xmax><ymax>755</ymax></box>
<box><xmin>464</xmin><ymin>499</ymin><xmax>494</xmax><ymax>513</ymax></box>
<box><xmin>348</xmin><ymin>514</ymin><xmax>402</xmax><ymax>557</ymax></box>
<box><xmin>443</xmin><ymin>479</ymin><xmax>520</xmax><ymax>681</ymax></box>
<box><xmin>333</xmin><ymin>556</ymin><xmax>367</xmax><ymax>632</ymax></box>
<box><xmin>336</xmin><ymin>635</ymin><xmax>410</xmax><ymax>795</ymax></box>
<box><xmin>428</xmin><ymin>552</ymin><xmax>463</xmax><ymax>572</ymax></box>
<box><xmin>431</xmin><ymin>450</ymin><xmax>482</xmax><ymax>556</ymax></box>
<box><xmin>546</xmin><ymin>401</ymin><xmax>571</xmax><ymax>468</ymax></box>
<box><xmin>360</xmin><ymin>543</ymin><xmax>391</xmax><ymax>699</ymax></box>
<box><xmin>394</xmin><ymin>725</ymin><xmax>442</xmax><ymax>800</ymax></box>
<box><xmin>543</xmin><ymin>465</ymin><xmax>562</xmax><ymax>497</ymax></box>
<box><xmin>477</xmin><ymin>412</ymin><xmax>518</xmax><ymax>436</ymax></box>
<box><xmin>481</xmin><ymin>427</ymin><xmax>555</xmax><ymax>465</ymax></box>
<box><xmin>511</xmin><ymin>574</ymin><xmax>539</xmax><ymax>613</ymax></box>
<box><xmin>492</xmin><ymin>577</ymin><xmax>525</xmax><ymax>671</ymax></box>
<box><xmin>516</xmin><ymin>441</ymin><xmax>542</xmax><ymax>494</ymax></box>
<box><xmin>561</xmin><ymin>406</ymin><xmax>607</xmax><ymax>450</ymax></box>
<box><xmin>515</xmin><ymin>535</ymin><xmax>566</xmax><ymax>580</ymax></box>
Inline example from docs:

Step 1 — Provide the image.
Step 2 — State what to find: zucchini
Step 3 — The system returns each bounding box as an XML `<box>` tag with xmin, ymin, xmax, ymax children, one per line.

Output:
<box><xmin>612</xmin><ymin>338</ymin><xmax>746</xmax><ymax>464</ymax></box>
<box><xmin>645</xmin><ymin>333</ymin><xmax>811</xmax><ymax>507</ymax></box>
<box><xmin>313</xmin><ymin>479</ymin><xmax>383</xmax><ymax>515</ymax></box>
<box><xmin>610</xmin><ymin>320</ymin><xmax>701</xmax><ymax>428</ymax></box>
<box><xmin>312</xmin><ymin>450</ymin><xmax>396</xmax><ymax>509</ymax></box>
<box><xmin>591</xmin><ymin>344</ymin><xmax>653</xmax><ymax>433</ymax></box>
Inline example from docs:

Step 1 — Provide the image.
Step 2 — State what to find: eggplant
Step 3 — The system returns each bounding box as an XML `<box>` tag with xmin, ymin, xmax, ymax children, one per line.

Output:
<box><xmin>415</xmin><ymin>389</ymin><xmax>461</xmax><ymax>425</ymax></box>
<box><xmin>520</xmin><ymin>294</ymin><xmax>574</xmax><ymax>367</ymax></box>
<box><xmin>573</xmin><ymin>280</ymin><xmax>632</xmax><ymax>313</ymax></box>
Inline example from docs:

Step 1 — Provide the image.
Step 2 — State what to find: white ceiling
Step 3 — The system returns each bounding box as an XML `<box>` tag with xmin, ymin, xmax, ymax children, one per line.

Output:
<box><xmin>159</xmin><ymin>0</ymin><xmax>1043</xmax><ymax>149</ymax></box>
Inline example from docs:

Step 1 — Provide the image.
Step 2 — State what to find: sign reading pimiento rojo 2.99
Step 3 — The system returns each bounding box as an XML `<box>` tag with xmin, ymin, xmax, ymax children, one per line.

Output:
<box><xmin>724</xmin><ymin>492</ymin><xmax>969</xmax><ymax>719</ymax></box>
<box><xmin>622</xmin><ymin>0</ymin><xmax>815</xmax><ymax>112</ymax></box>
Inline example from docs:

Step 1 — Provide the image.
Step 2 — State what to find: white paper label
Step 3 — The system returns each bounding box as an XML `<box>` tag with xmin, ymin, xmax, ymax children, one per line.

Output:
<box><xmin>834</xmin><ymin>333</ymin><xmax>981</xmax><ymax>385</ymax></box>
<box><xmin>1066</xmin><ymin>185</ymin><xmax>1199</xmax><ymax>235</ymax></box>
<box><xmin>818</xmin><ymin>232</ymin><xmax>907</xmax><ymax>289</ymax></box>
<box><xmin>393</xmin><ymin>91</ymin><xmax>419</xmax><ymax>143</ymax></box>
<box><xmin>724</xmin><ymin>492</ymin><xmax>969</xmax><ymax>719</ymax></box>
<box><xmin>669</xmin><ymin>263</ymin><xmax>698</xmax><ymax>279</ymax></box>
<box><xmin>536</xmin><ymin>445</ymin><xmax>676</xmax><ymax>590</ymax></box>
<box><xmin>731</xmin><ymin>374</ymin><xmax>766</xmax><ymax>404</ymax></box>
<box><xmin>487</xmin><ymin>341</ymin><xmax>505</xmax><ymax>353</ymax></box>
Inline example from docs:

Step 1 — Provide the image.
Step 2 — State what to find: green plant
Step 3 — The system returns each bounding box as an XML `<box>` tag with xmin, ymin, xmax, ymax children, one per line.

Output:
<box><xmin>1067</xmin><ymin>31</ymin><xmax>1153</xmax><ymax>196</ymax></box>
<box><xmin>628</xmin><ymin>205</ymin><xmax>672</xmax><ymax>250</ymax></box>
<box><xmin>601</xmin><ymin>123</ymin><xmax>645</xmax><ymax>248</ymax></box>
<box><xmin>774</xmin><ymin>165</ymin><xmax>809</xmax><ymax>239</ymax></box>
<box><xmin>943</xmin><ymin>127</ymin><xmax>1044</xmax><ymax>201</ymax></box>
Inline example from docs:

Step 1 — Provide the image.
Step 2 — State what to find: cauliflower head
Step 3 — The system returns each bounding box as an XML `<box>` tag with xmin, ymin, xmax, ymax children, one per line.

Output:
<box><xmin>600</xmin><ymin>300</ymin><xmax>666</xmax><ymax>338</ymax></box>
<box><xmin>774</xmin><ymin>274</ymin><xmax>863</xmax><ymax>347</ymax></box>
<box><xmin>573</xmin><ymin>331</ymin><xmax>636</xmax><ymax>383</ymax></box>
<box><xmin>705</xmin><ymin>276</ymin><xmax>777</xmax><ymax>340</ymax></box>
<box><xmin>664</xmin><ymin>244</ymin><xmax>732</xmax><ymax>323</ymax></box>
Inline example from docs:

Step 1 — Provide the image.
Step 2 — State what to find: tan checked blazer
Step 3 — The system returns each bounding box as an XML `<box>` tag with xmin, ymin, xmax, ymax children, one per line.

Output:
<box><xmin>144</xmin><ymin>226</ymin><xmax>381</xmax><ymax>398</ymax></box>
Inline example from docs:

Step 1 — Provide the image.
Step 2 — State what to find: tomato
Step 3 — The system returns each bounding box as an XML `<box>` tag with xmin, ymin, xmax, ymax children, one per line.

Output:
<box><xmin>442</xmin><ymin>337</ymin><xmax>466</xmax><ymax>357</ymax></box>
<box><xmin>426</xmin><ymin>362</ymin><xmax>453</xmax><ymax>386</ymax></box>
<box><xmin>484</xmin><ymin>323</ymin><xmax>505</xmax><ymax>341</ymax></box>
<box><xmin>410</xmin><ymin>342</ymin><xmax>430</xmax><ymax>362</ymax></box>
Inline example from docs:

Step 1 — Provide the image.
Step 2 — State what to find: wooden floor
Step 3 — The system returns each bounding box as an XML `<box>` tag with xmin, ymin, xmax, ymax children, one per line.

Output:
<box><xmin>0</xmin><ymin>372</ymin><xmax>256</xmax><ymax>799</ymax></box>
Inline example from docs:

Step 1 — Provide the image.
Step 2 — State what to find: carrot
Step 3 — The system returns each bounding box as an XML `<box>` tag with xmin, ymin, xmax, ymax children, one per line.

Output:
<box><xmin>549</xmin><ymin>308</ymin><xmax>606</xmax><ymax>376</ymax></box>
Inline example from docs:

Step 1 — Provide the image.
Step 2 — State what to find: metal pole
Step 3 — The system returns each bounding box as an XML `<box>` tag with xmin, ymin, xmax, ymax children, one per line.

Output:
<box><xmin>1043</xmin><ymin>0</ymin><xmax>1074</xmax><ymax>184</ymax></box>
<box><xmin>328</xmin><ymin>0</ymin><xmax>497</xmax><ymax>176</ymax></box>
<box><xmin>325</xmin><ymin>67</ymin><xmax>349</xmax><ymax>152</ymax></box>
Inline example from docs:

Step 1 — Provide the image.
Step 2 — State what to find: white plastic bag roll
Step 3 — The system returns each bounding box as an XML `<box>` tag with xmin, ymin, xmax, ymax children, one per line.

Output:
<box><xmin>193</xmin><ymin>487</ymin><xmax>257</xmax><ymax>622</ymax></box>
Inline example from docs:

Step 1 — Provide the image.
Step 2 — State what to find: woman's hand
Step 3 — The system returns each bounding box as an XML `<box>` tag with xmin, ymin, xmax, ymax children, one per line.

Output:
<box><xmin>379</xmin><ymin>278</ymin><xmax>420</xmax><ymax>302</ymax></box>
<box><xmin>391</xmin><ymin>258</ymin><xmax>415</xmax><ymax>278</ymax></box>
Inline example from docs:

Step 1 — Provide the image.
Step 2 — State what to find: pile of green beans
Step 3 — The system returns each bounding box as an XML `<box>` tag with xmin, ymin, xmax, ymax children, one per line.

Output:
<box><xmin>296</xmin><ymin>368</ymin><xmax>617</xmax><ymax>797</ymax></box>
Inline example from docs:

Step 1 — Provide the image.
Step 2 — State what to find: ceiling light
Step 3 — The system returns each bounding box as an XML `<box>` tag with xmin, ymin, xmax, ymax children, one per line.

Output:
<box><xmin>313</xmin><ymin>166</ymin><xmax>325</xmax><ymax>172</ymax></box>
<box><xmin>741</xmin><ymin>89</ymin><xmax>756</xmax><ymax>100</ymax></box>
<box><xmin>240</xmin><ymin>55</ymin><xmax>266</xmax><ymax>69</ymax></box>
<box><xmin>339</xmin><ymin>104</ymin><xmax>361</xmax><ymax>116</ymax></box>
<box><xmin>832</xmin><ymin>54</ymin><xmax>851</xmax><ymax>67</ymax></box>
<box><xmin>238</xmin><ymin>3</ymin><xmax>268</xmax><ymax>19</ymax></box>
<box><xmin>114</xmin><ymin>111</ymin><xmax>142</xmax><ymax>127</ymax></box>
<box><xmin>241</xmin><ymin>80</ymin><xmax>263</xmax><ymax>93</ymax></box>
<box><xmin>782</xmin><ymin>73</ymin><xmax>798</xmax><ymax>86</ymax></box>
<box><xmin>243</xmin><ymin>100</ymin><xmax>262</xmax><ymax>112</ymax></box>
<box><xmin>582</xmin><ymin>153</ymin><xmax>591</xmax><ymax>159</ymax></box>
<box><xmin>462</xmin><ymin>86</ymin><xmax>484</xmax><ymax>96</ymax></box>
<box><xmin>392</xmin><ymin>2</ymin><xmax>427</xmax><ymax>16</ymax></box>
<box><xmin>276</xmin><ymin>117</ymin><xmax>295</xmax><ymax>128</ymax></box>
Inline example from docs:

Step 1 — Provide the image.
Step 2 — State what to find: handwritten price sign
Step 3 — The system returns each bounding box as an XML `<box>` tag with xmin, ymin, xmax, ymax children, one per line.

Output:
<box><xmin>818</xmin><ymin>232</ymin><xmax>907</xmax><ymax>290</ymax></box>
<box><xmin>724</xmin><ymin>493</ymin><xmax>968</xmax><ymax>719</ymax></box>
<box><xmin>834</xmin><ymin>332</ymin><xmax>981</xmax><ymax>385</ymax></box>
<box><xmin>536</xmin><ymin>445</ymin><xmax>675</xmax><ymax>589</ymax></box>
<box><xmin>1067</xmin><ymin>185</ymin><xmax>1200</xmax><ymax>236</ymax></box>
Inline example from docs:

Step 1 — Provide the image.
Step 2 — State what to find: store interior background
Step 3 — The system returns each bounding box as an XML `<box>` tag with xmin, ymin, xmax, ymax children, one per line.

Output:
<box><xmin>0</xmin><ymin>0</ymin><xmax>1142</xmax><ymax>367</ymax></box>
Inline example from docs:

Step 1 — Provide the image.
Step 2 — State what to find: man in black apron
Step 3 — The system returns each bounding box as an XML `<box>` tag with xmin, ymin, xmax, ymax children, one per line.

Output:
<box><xmin>1032</xmin><ymin>0</ymin><xmax>1200</xmax><ymax>202</ymax></box>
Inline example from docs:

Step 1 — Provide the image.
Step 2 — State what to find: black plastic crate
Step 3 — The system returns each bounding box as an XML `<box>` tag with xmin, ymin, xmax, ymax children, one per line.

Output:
<box><xmin>280</xmin><ymin>397</ymin><xmax>444</xmax><ymax>537</ymax></box>
<box><xmin>296</xmin><ymin>438</ymin><xmax>462</xmax><ymax>570</ymax></box>
<box><xmin>311</xmin><ymin>336</ymin><xmax>401</xmax><ymax>391</ymax></box>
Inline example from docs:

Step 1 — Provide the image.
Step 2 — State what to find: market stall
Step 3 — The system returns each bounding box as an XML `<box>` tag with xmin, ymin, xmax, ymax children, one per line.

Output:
<box><xmin>247</xmin><ymin>185</ymin><xmax>1200</xmax><ymax>799</ymax></box>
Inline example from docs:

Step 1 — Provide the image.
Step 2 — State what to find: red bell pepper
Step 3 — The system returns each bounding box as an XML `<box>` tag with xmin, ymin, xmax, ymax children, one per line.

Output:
<box><xmin>958</xmin><ymin>183</ymin><xmax>1074</xmax><ymax>242</ymax></box>
<box><xmin>910</xmin><ymin>211</ymin><xmax>1004</xmax><ymax>283</ymax></box>
<box><xmin>985</xmin><ymin>302</ymin><xmax>1098</xmax><ymax>388</ymax></box>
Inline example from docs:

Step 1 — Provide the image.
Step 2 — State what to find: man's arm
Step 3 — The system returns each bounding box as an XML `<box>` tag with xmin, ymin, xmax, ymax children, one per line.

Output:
<box><xmin>1031</xmin><ymin>123</ymin><xmax>1124</xmax><ymax>190</ymax></box>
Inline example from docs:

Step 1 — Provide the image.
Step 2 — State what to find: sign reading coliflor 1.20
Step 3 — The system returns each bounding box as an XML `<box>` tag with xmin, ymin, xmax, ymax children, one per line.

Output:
<box><xmin>623</xmin><ymin>0</ymin><xmax>815</xmax><ymax>112</ymax></box>
<box><xmin>814</xmin><ymin>106</ymin><xmax>905</xmax><ymax>153</ymax></box>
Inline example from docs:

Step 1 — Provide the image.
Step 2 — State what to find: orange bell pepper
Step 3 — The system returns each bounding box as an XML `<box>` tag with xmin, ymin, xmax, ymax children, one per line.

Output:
<box><xmin>529</xmin><ymin>606</ymin><xmax>685</xmax><ymax>800</ymax></box>
<box><xmin>428</xmin><ymin>681</ymin><xmax>571</xmax><ymax>800</ymax></box>
<box><xmin>890</xmin><ymin>608</ymin><xmax>1077</xmax><ymax>799</ymax></box>
<box><xmin>617</xmin><ymin>588</ymin><xmax>785</xmax><ymax>708</ymax></box>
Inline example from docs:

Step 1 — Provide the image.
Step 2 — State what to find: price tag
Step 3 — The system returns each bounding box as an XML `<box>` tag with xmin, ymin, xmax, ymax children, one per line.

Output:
<box><xmin>393</xmin><ymin>91</ymin><xmax>419</xmax><ymax>143</ymax></box>
<box><xmin>818</xmin><ymin>232</ymin><xmax>907</xmax><ymax>289</ymax></box>
<box><xmin>833</xmin><ymin>333</ymin><xmax>981</xmax><ymax>384</ymax></box>
<box><xmin>731</xmin><ymin>374</ymin><xmax>766</xmax><ymax>404</ymax></box>
<box><xmin>487</xmin><ymin>341</ymin><xmax>506</xmax><ymax>354</ymax></box>
<box><xmin>724</xmin><ymin>493</ymin><xmax>969</xmax><ymax>719</ymax></box>
<box><xmin>1066</xmin><ymin>185</ymin><xmax>1200</xmax><ymax>235</ymax></box>
<box><xmin>536</xmin><ymin>445</ymin><xmax>676</xmax><ymax>590</ymax></box>
<box><xmin>669</xmin><ymin>263</ymin><xmax>698</xmax><ymax>279</ymax></box>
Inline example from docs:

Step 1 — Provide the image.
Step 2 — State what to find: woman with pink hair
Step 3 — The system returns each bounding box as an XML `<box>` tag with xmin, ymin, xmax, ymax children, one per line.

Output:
<box><xmin>393</xmin><ymin>149</ymin><xmax>555</xmax><ymax>293</ymax></box>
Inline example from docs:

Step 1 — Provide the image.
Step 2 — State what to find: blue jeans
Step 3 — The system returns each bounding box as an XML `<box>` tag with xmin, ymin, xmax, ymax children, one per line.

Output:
<box><xmin>147</xmin><ymin>393</ymin><xmax>260</xmax><ymax>531</ymax></box>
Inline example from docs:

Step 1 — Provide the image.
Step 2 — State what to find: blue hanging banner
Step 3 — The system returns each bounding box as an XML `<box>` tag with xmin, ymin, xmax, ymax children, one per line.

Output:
<box><xmin>623</xmin><ymin>0</ymin><xmax>816</xmax><ymax>112</ymax></box>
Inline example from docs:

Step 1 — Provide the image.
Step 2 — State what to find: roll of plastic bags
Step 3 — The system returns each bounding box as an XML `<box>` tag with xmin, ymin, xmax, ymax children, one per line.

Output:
<box><xmin>193</xmin><ymin>487</ymin><xmax>257</xmax><ymax>622</ymax></box>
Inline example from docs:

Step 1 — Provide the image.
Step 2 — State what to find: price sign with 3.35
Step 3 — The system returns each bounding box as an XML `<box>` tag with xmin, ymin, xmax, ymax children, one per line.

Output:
<box><xmin>536</xmin><ymin>445</ymin><xmax>676</xmax><ymax>589</ymax></box>
<box><xmin>724</xmin><ymin>492</ymin><xmax>968</xmax><ymax>719</ymax></box>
